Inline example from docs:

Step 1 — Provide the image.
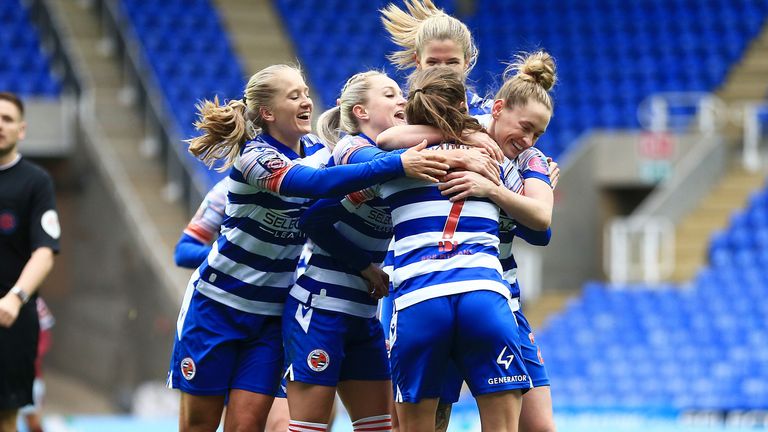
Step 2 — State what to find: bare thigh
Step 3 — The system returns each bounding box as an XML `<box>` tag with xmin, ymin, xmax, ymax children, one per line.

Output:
<box><xmin>395</xmin><ymin>398</ymin><xmax>439</xmax><ymax>432</ymax></box>
<box><xmin>475</xmin><ymin>389</ymin><xmax>522</xmax><ymax>432</ymax></box>
<box><xmin>179</xmin><ymin>392</ymin><xmax>225</xmax><ymax>432</ymax></box>
<box><xmin>265</xmin><ymin>396</ymin><xmax>290</xmax><ymax>432</ymax></box>
<box><xmin>337</xmin><ymin>379</ymin><xmax>392</xmax><ymax>421</ymax></box>
<box><xmin>519</xmin><ymin>386</ymin><xmax>556</xmax><ymax>432</ymax></box>
<box><xmin>286</xmin><ymin>381</ymin><xmax>336</xmax><ymax>424</ymax></box>
<box><xmin>224</xmin><ymin>389</ymin><xmax>274</xmax><ymax>432</ymax></box>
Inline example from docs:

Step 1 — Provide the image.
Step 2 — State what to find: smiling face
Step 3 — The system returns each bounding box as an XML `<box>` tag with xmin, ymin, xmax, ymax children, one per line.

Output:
<box><xmin>489</xmin><ymin>99</ymin><xmax>551</xmax><ymax>159</ymax></box>
<box><xmin>415</xmin><ymin>38</ymin><xmax>468</xmax><ymax>74</ymax></box>
<box><xmin>262</xmin><ymin>68</ymin><xmax>313</xmax><ymax>144</ymax></box>
<box><xmin>0</xmin><ymin>99</ymin><xmax>25</xmax><ymax>163</ymax></box>
<box><xmin>355</xmin><ymin>75</ymin><xmax>407</xmax><ymax>138</ymax></box>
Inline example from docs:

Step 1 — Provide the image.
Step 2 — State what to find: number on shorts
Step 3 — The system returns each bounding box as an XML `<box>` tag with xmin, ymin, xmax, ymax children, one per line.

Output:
<box><xmin>438</xmin><ymin>200</ymin><xmax>465</xmax><ymax>252</ymax></box>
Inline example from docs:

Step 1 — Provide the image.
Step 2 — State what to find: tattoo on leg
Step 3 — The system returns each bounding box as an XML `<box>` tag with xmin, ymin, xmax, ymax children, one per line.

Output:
<box><xmin>435</xmin><ymin>403</ymin><xmax>453</xmax><ymax>432</ymax></box>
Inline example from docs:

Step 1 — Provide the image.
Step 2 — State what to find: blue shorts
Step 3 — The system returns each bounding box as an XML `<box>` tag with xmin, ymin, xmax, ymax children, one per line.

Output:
<box><xmin>382</xmin><ymin>295</ymin><xmax>462</xmax><ymax>403</ymax></box>
<box><xmin>436</xmin><ymin>301</ymin><xmax>550</xmax><ymax>403</ymax></box>
<box><xmin>168</xmin><ymin>287</ymin><xmax>284</xmax><ymax>397</ymax></box>
<box><xmin>384</xmin><ymin>295</ymin><xmax>512</xmax><ymax>403</ymax></box>
<box><xmin>390</xmin><ymin>291</ymin><xmax>531</xmax><ymax>403</ymax></box>
<box><xmin>283</xmin><ymin>295</ymin><xmax>390</xmax><ymax>386</ymax></box>
<box><xmin>515</xmin><ymin>308</ymin><xmax>550</xmax><ymax>387</ymax></box>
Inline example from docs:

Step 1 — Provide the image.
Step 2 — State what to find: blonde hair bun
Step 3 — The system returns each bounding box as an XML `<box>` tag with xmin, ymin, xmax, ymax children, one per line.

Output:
<box><xmin>506</xmin><ymin>51</ymin><xmax>557</xmax><ymax>92</ymax></box>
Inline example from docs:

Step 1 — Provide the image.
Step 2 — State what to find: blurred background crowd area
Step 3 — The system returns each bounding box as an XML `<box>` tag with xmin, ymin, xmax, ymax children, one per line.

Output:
<box><xmin>5</xmin><ymin>0</ymin><xmax>768</xmax><ymax>430</ymax></box>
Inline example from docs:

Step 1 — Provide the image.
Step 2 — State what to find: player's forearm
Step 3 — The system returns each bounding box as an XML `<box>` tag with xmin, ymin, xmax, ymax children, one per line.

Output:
<box><xmin>514</xmin><ymin>224</ymin><xmax>552</xmax><ymax>246</ymax></box>
<box><xmin>13</xmin><ymin>247</ymin><xmax>55</xmax><ymax>298</ymax></box>
<box><xmin>377</xmin><ymin>125</ymin><xmax>443</xmax><ymax>150</ymax></box>
<box><xmin>279</xmin><ymin>153</ymin><xmax>404</xmax><ymax>198</ymax></box>
<box><xmin>174</xmin><ymin>234</ymin><xmax>211</xmax><ymax>268</ymax></box>
<box><xmin>489</xmin><ymin>187</ymin><xmax>552</xmax><ymax>231</ymax></box>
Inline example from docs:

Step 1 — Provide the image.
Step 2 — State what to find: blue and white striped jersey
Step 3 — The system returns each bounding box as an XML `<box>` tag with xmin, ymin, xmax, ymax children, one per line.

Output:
<box><xmin>291</xmin><ymin>134</ymin><xmax>394</xmax><ymax>318</ymax></box>
<box><xmin>498</xmin><ymin>148</ymin><xmax>551</xmax><ymax>299</ymax></box>
<box><xmin>183</xmin><ymin>178</ymin><xmax>228</xmax><ymax>245</ymax></box>
<box><xmin>350</xmin><ymin>143</ymin><xmax>511</xmax><ymax>312</ymax></box>
<box><xmin>472</xmin><ymin>113</ymin><xmax>552</xmax><ymax>300</ymax></box>
<box><xmin>192</xmin><ymin>133</ymin><xmax>329</xmax><ymax>316</ymax></box>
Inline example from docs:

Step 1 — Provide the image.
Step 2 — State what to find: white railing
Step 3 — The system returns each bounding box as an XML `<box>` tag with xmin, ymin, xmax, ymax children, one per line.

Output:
<box><xmin>742</xmin><ymin>103</ymin><xmax>768</xmax><ymax>172</ymax></box>
<box><xmin>638</xmin><ymin>92</ymin><xmax>725</xmax><ymax>135</ymax></box>
<box><xmin>606</xmin><ymin>92</ymin><xmax>725</xmax><ymax>284</ymax></box>
<box><xmin>605</xmin><ymin>216</ymin><xmax>675</xmax><ymax>284</ymax></box>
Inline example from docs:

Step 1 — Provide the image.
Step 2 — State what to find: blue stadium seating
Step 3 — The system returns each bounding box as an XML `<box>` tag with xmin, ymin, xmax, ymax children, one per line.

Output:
<box><xmin>536</xmin><ymin>177</ymin><xmax>768</xmax><ymax>411</ymax></box>
<box><xmin>120</xmin><ymin>0</ymin><xmax>767</xmax><ymax>185</ymax></box>
<box><xmin>274</xmin><ymin>0</ymin><xmax>768</xmax><ymax>160</ymax></box>
<box><xmin>0</xmin><ymin>0</ymin><xmax>61</xmax><ymax>97</ymax></box>
<box><xmin>120</xmin><ymin>0</ymin><xmax>246</xmax><ymax>187</ymax></box>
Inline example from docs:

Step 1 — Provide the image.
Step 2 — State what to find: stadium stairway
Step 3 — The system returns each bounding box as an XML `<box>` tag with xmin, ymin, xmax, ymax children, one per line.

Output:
<box><xmin>671</xmin><ymin>20</ymin><xmax>768</xmax><ymax>282</ymax></box>
<box><xmin>718</xmin><ymin>19</ymin><xmax>768</xmax><ymax>120</ymax></box>
<box><xmin>522</xmin><ymin>290</ymin><xmax>575</xmax><ymax>329</ymax></box>
<box><xmin>51</xmin><ymin>0</ymin><xmax>190</xmax><ymax>292</ymax></box>
<box><xmin>213</xmin><ymin>0</ymin><xmax>326</xmax><ymax>108</ymax></box>
<box><xmin>673</xmin><ymin>168</ymin><xmax>766</xmax><ymax>281</ymax></box>
<box><xmin>212</xmin><ymin>0</ymin><xmax>297</xmax><ymax>73</ymax></box>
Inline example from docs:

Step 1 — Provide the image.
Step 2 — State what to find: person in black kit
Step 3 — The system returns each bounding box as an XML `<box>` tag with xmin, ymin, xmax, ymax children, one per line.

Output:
<box><xmin>0</xmin><ymin>92</ymin><xmax>59</xmax><ymax>432</ymax></box>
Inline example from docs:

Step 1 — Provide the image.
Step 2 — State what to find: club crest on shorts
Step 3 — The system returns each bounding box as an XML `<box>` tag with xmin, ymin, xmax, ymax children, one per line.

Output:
<box><xmin>181</xmin><ymin>357</ymin><xmax>196</xmax><ymax>380</ymax></box>
<box><xmin>307</xmin><ymin>349</ymin><xmax>330</xmax><ymax>372</ymax></box>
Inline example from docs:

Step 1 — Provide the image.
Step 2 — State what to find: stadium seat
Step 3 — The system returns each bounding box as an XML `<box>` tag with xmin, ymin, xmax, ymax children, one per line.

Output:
<box><xmin>1</xmin><ymin>0</ymin><xmax>61</xmax><ymax>97</ymax></box>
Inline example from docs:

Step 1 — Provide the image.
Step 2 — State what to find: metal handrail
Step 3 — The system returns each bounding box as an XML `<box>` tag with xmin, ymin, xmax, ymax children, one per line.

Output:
<box><xmin>93</xmin><ymin>0</ymin><xmax>207</xmax><ymax>210</ymax></box>
<box><xmin>605</xmin><ymin>216</ymin><xmax>675</xmax><ymax>284</ymax></box>
<box><xmin>743</xmin><ymin>102</ymin><xmax>768</xmax><ymax>173</ymax></box>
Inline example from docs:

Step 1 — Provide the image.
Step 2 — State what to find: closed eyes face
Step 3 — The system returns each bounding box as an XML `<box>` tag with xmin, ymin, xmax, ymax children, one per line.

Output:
<box><xmin>355</xmin><ymin>75</ymin><xmax>407</xmax><ymax>137</ymax></box>
<box><xmin>490</xmin><ymin>99</ymin><xmax>551</xmax><ymax>159</ymax></box>
<box><xmin>264</xmin><ymin>69</ymin><xmax>313</xmax><ymax>142</ymax></box>
<box><xmin>415</xmin><ymin>39</ymin><xmax>467</xmax><ymax>74</ymax></box>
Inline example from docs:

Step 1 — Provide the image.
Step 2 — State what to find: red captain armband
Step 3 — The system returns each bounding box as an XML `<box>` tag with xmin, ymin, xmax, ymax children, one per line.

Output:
<box><xmin>339</xmin><ymin>136</ymin><xmax>374</xmax><ymax>166</ymax></box>
<box><xmin>184</xmin><ymin>224</ymin><xmax>215</xmax><ymax>245</ymax></box>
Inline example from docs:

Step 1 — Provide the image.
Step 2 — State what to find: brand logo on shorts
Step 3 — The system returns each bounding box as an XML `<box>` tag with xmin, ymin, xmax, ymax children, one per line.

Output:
<box><xmin>496</xmin><ymin>346</ymin><xmax>515</xmax><ymax>370</ymax></box>
<box><xmin>307</xmin><ymin>349</ymin><xmax>329</xmax><ymax>372</ymax></box>
<box><xmin>181</xmin><ymin>357</ymin><xmax>196</xmax><ymax>380</ymax></box>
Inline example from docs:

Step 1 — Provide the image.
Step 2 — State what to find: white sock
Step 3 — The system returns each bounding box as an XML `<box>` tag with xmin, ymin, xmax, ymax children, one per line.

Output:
<box><xmin>352</xmin><ymin>414</ymin><xmax>393</xmax><ymax>431</ymax></box>
<box><xmin>288</xmin><ymin>419</ymin><xmax>328</xmax><ymax>432</ymax></box>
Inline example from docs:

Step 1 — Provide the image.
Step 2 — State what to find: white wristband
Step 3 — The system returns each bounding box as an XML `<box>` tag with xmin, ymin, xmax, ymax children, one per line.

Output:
<box><xmin>10</xmin><ymin>286</ymin><xmax>30</xmax><ymax>305</ymax></box>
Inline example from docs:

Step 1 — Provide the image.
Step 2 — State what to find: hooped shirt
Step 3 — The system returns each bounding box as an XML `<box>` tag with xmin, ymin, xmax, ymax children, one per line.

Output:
<box><xmin>192</xmin><ymin>133</ymin><xmax>329</xmax><ymax>316</ymax></box>
<box><xmin>291</xmin><ymin>134</ymin><xmax>394</xmax><ymax>318</ymax></box>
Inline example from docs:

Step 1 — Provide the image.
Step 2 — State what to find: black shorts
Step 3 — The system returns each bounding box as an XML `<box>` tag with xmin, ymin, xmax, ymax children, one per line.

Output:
<box><xmin>0</xmin><ymin>298</ymin><xmax>39</xmax><ymax>410</ymax></box>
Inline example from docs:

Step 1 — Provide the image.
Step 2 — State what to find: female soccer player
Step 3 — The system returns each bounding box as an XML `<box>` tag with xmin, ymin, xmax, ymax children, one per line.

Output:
<box><xmin>167</xmin><ymin>64</ymin><xmax>450</xmax><ymax>432</ymax></box>
<box><xmin>172</xmin><ymin>178</ymin><xmax>291</xmax><ymax>432</ymax></box>
<box><xmin>380</xmin><ymin>0</ymin><xmax>488</xmax><ymax>114</ymax></box>
<box><xmin>380</xmin><ymin>50</ymin><xmax>559</xmax><ymax>432</ymax></box>
<box><xmin>282</xmin><ymin>70</ymin><xmax>498</xmax><ymax>432</ymax></box>
<box><xmin>341</xmin><ymin>66</ymin><xmax>547</xmax><ymax>432</ymax></box>
<box><xmin>381</xmin><ymin>3</ymin><xmax>558</xmax><ymax>430</ymax></box>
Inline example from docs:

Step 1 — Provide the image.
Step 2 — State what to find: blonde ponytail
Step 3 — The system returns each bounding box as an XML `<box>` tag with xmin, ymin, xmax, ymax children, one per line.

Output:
<box><xmin>185</xmin><ymin>64</ymin><xmax>303</xmax><ymax>170</ymax></box>
<box><xmin>187</xmin><ymin>97</ymin><xmax>248</xmax><ymax>170</ymax></box>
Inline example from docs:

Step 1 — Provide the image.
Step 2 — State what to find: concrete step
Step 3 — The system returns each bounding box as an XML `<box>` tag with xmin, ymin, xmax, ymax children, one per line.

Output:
<box><xmin>45</xmin><ymin>368</ymin><xmax>117</xmax><ymax>415</ymax></box>
<box><xmin>52</xmin><ymin>0</ymin><xmax>189</xmax><ymax>273</ymax></box>
<box><xmin>723</xmin><ymin>84</ymin><xmax>768</xmax><ymax>100</ymax></box>
<box><xmin>214</xmin><ymin>0</ymin><xmax>299</xmax><ymax>71</ymax></box>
